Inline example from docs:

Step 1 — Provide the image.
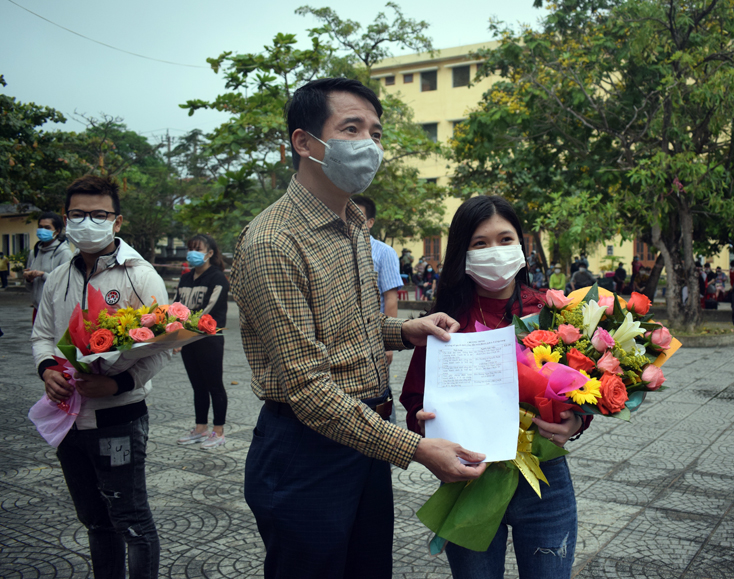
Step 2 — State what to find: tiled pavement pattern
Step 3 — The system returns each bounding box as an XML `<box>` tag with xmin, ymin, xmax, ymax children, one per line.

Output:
<box><xmin>1</xmin><ymin>291</ymin><xmax>733</xmax><ymax>578</ymax></box>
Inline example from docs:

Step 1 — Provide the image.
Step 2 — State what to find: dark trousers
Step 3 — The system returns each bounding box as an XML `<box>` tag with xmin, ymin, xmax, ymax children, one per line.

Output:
<box><xmin>245</xmin><ymin>405</ymin><xmax>394</xmax><ymax>579</ymax></box>
<box><xmin>57</xmin><ymin>414</ymin><xmax>159</xmax><ymax>579</ymax></box>
<box><xmin>0</xmin><ymin>270</ymin><xmax>7</xmax><ymax>288</ymax></box>
<box><xmin>181</xmin><ymin>336</ymin><xmax>227</xmax><ymax>426</ymax></box>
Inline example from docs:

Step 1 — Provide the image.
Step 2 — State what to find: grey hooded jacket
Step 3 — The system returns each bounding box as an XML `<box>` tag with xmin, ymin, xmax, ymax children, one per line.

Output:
<box><xmin>26</xmin><ymin>238</ymin><xmax>74</xmax><ymax>309</ymax></box>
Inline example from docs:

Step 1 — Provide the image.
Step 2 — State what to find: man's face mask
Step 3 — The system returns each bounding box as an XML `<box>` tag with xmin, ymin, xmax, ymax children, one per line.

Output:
<box><xmin>307</xmin><ymin>132</ymin><xmax>383</xmax><ymax>195</ymax></box>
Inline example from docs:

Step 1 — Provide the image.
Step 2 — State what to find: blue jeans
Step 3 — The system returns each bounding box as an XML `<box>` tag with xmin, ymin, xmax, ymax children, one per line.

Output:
<box><xmin>446</xmin><ymin>456</ymin><xmax>577</xmax><ymax>579</ymax></box>
<box><xmin>57</xmin><ymin>414</ymin><xmax>159</xmax><ymax>579</ymax></box>
<box><xmin>245</xmin><ymin>405</ymin><xmax>393</xmax><ymax>579</ymax></box>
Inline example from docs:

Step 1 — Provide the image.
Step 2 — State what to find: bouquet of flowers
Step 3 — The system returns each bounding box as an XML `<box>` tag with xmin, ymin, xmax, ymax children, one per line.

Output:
<box><xmin>513</xmin><ymin>284</ymin><xmax>680</xmax><ymax>420</ymax></box>
<box><xmin>28</xmin><ymin>285</ymin><xmax>221</xmax><ymax>446</ymax></box>
<box><xmin>417</xmin><ymin>284</ymin><xmax>680</xmax><ymax>554</ymax></box>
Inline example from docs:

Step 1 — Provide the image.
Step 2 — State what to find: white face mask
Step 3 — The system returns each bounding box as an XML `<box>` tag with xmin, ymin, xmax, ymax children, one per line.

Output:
<box><xmin>307</xmin><ymin>132</ymin><xmax>384</xmax><ymax>194</ymax></box>
<box><xmin>66</xmin><ymin>219</ymin><xmax>116</xmax><ymax>253</ymax></box>
<box><xmin>465</xmin><ymin>244</ymin><xmax>525</xmax><ymax>292</ymax></box>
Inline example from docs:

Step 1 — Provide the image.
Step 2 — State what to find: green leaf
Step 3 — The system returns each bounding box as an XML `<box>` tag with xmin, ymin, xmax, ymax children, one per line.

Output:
<box><xmin>538</xmin><ymin>307</ymin><xmax>554</xmax><ymax>330</ymax></box>
<box><xmin>612</xmin><ymin>294</ymin><xmax>626</xmax><ymax>322</ymax></box>
<box><xmin>610</xmin><ymin>407</ymin><xmax>631</xmax><ymax>421</ymax></box>
<box><xmin>512</xmin><ymin>315</ymin><xmax>530</xmax><ymax>338</ymax></box>
<box><xmin>581</xmin><ymin>283</ymin><xmax>599</xmax><ymax>304</ymax></box>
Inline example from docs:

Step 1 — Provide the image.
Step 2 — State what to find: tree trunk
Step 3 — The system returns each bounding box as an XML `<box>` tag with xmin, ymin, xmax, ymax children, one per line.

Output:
<box><xmin>533</xmin><ymin>231</ymin><xmax>548</xmax><ymax>271</ymax></box>
<box><xmin>651</xmin><ymin>197</ymin><xmax>701</xmax><ymax>332</ymax></box>
<box><xmin>642</xmin><ymin>253</ymin><xmax>665</xmax><ymax>301</ymax></box>
<box><xmin>148</xmin><ymin>237</ymin><xmax>157</xmax><ymax>265</ymax></box>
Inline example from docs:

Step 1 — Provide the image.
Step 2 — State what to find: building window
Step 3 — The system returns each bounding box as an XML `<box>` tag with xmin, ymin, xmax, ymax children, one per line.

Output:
<box><xmin>384</xmin><ymin>75</ymin><xmax>395</xmax><ymax>86</ymax></box>
<box><xmin>421</xmin><ymin>123</ymin><xmax>438</xmax><ymax>142</ymax></box>
<box><xmin>11</xmin><ymin>233</ymin><xmax>29</xmax><ymax>255</ymax></box>
<box><xmin>606</xmin><ymin>245</ymin><xmax>614</xmax><ymax>256</ymax></box>
<box><xmin>425</xmin><ymin>178</ymin><xmax>437</xmax><ymax>185</ymax></box>
<box><xmin>423</xmin><ymin>236</ymin><xmax>441</xmax><ymax>267</ymax></box>
<box><xmin>421</xmin><ymin>70</ymin><xmax>437</xmax><ymax>91</ymax></box>
<box><xmin>523</xmin><ymin>233</ymin><xmax>535</xmax><ymax>256</ymax></box>
<box><xmin>403</xmin><ymin>73</ymin><xmax>413</xmax><ymax>83</ymax></box>
<box><xmin>453</xmin><ymin>65</ymin><xmax>470</xmax><ymax>87</ymax></box>
<box><xmin>1</xmin><ymin>234</ymin><xmax>8</xmax><ymax>255</ymax></box>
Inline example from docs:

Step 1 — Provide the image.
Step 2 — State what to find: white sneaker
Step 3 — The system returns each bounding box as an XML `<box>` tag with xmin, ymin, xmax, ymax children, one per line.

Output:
<box><xmin>177</xmin><ymin>429</ymin><xmax>209</xmax><ymax>445</ymax></box>
<box><xmin>201</xmin><ymin>432</ymin><xmax>226</xmax><ymax>449</ymax></box>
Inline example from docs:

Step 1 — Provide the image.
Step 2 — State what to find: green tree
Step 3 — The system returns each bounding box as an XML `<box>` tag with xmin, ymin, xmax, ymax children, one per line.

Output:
<box><xmin>452</xmin><ymin>0</ymin><xmax>734</xmax><ymax>331</ymax></box>
<box><xmin>0</xmin><ymin>76</ymin><xmax>81</xmax><ymax>212</ymax></box>
<box><xmin>181</xmin><ymin>4</ymin><xmax>447</xmax><ymax>249</ymax></box>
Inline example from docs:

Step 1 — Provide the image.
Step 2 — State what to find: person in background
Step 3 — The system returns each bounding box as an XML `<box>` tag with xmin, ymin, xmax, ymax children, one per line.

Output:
<box><xmin>531</xmin><ymin>265</ymin><xmax>545</xmax><ymax>290</ymax></box>
<box><xmin>631</xmin><ymin>255</ymin><xmax>641</xmax><ymax>279</ymax></box>
<box><xmin>352</xmin><ymin>196</ymin><xmax>403</xmax><ymax>327</ymax></box>
<box><xmin>0</xmin><ymin>250</ymin><xmax>9</xmax><ymax>288</ymax></box>
<box><xmin>527</xmin><ymin>250</ymin><xmax>538</xmax><ymax>271</ymax></box>
<box><xmin>31</xmin><ymin>175</ymin><xmax>169</xmax><ymax>579</ymax></box>
<box><xmin>570</xmin><ymin>256</ymin><xmax>581</xmax><ymax>276</ymax></box>
<box><xmin>549</xmin><ymin>264</ymin><xmax>566</xmax><ymax>292</ymax></box>
<box><xmin>401</xmin><ymin>195</ymin><xmax>586</xmax><ymax>579</ymax></box>
<box><xmin>24</xmin><ymin>212</ymin><xmax>73</xmax><ymax>323</ymax></box>
<box><xmin>704</xmin><ymin>262</ymin><xmax>716</xmax><ymax>283</ymax></box>
<box><xmin>714</xmin><ymin>266</ymin><xmax>727</xmax><ymax>301</ymax></box>
<box><xmin>353</xmin><ymin>195</ymin><xmax>404</xmax><ymax>424</ymax></box>
<box><xmin>174</xmin><ymin>234</ymin><xmax>230</xmax><ymax>449</ymax></box>
<box><xmin>613</xmin><ymin>262</ymin><xmax>627</xmax><ymax>294</ymax></box>
<box><xmin>546</xmin><ymin>262</ymin><xmax>555</xmax><ymax>285</ymax></box>
<box><xmin>419</xmin><ymin>264</ymin><xmax>438</xmax><ymax>300</ymax></box>
<box><xmin>579</xmin><ymin>253</ymin><xmax>589</xmax><ymax>269</ymax></box>
<box><xmin>570</xmin><ymin>263</ymin><xmax>596</xmax><ymax>291</ymax></box>
<box><xmin>632</xmin><ymin>266</ymin><xmax>649</xmax><ymax>294</ymax></box>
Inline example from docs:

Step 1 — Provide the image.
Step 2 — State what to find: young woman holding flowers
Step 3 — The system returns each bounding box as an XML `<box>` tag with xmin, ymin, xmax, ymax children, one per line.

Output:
<box><xmin>400</xmin><ymin>195</ymin><xmax>588</xmax><ymax>579</ymax></box>
<box><xmin>174</xmin><ymin>234</ymin><xmax>230</xmax><ymax>449</ymax></box>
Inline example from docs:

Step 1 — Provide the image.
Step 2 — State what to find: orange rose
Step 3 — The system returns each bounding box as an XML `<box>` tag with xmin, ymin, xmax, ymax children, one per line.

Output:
<box><xmin>626</xmin><ymin>292</ymin><xmax>651</xmax><ymax>316</ymax></box>
<box><xmin>522</xmin><ymin>330</ymin><xmax>559</xmax><ymax>349</ymax></box>
<box><xmin>89</xmin><ymin>328</ymin><xmax>115</xmax><ymax>353</ymax></box>
<box><xmin>597</xmin><ymin>373</ymin><xmax>629</xmax><ymax>415</ymax></box>
<box><xmin>198</xmin><ymin>314</ymin><xmax>217</xmax><ymax>335</ymax></box>
<box><xmin>566</xmin><ymin>348</ymin><xmax>596</xmax><ymax>373</ymax></box>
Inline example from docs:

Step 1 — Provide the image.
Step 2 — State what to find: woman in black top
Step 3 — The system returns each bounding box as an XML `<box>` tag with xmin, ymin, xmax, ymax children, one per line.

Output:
<box><xmin>174</xmin><ymin>234</ymin><xmax>230</xmax><ymax>449</ymax></box>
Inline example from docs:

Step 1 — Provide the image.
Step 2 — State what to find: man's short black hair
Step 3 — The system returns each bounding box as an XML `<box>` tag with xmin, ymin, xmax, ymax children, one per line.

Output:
<box><xmin>351</xmin><ymin>195</ymin><xmax>376</xmax><ymax>220</ymax></box>
<box><xmin>65</xmin><ymin>175</ymin><xmax>121</xmax><ymax>214</ymax></box>
<box><xmin>285</xmin><ymin>78</ymin><xmax>383</xmax><ymax>170</ymax></box>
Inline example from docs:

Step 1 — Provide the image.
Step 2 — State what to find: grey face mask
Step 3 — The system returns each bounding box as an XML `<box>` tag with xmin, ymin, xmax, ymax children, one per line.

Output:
<box><xmin>307</xmin><ymin>132</ymin><xmax>384</xmax><ymax>194</ymax></box>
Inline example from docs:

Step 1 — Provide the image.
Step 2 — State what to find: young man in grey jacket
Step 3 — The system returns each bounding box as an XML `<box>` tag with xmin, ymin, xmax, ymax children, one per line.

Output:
<box><xmin>31</xmin><ymin>175</ymin><xmax>170</xmax><ymax>579</ymax></box>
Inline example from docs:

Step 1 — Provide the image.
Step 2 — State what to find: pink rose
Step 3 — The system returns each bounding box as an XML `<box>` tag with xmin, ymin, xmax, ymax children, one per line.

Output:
<box><xmin>598</xmin><ymin>295</ymin><xmax>615</xmax><ymax>315</ymax></box>
<box><xmin>646</xmin><ymin>327</ymin><xmax>672</xmax><ymax>350</ymax></box>
<box><xmin>140</xmin><ymin>314</ymin><xmax>156</xmax><ymax>328</ymax></box>
<box><xmin>165</xmin><ymin>321</ymin><xmax>184</xmax><ymax>333</ymax></box>
<box><xmin>591</xmin><ymin>327</ymin><xmax>615</xmax><ymax>352</ymax></box>
<box><xmin>167</xmin><ymin>302</ymin><xmax>191</xmax><ymax>322</ymax></box>
<box><xmin>641</xmin><ymin>364</ymin><xmax>665</xmax><ymax>390</ymax></box>
<box><xmin>556</xmin><ymin>324</ymin><xmax>582</xmax><ymax>345</ymax></box>
<box><xmin>597</xmin><ymin>350</ymin><xmax>623</xmax><ymax>375</ymax></box>
<box><xmin>129</xmin><ymin>327</ymin><xmax>155</xmax><ymax>342</ymax></box>
<box><xmin>545</xmin><ymin>289</ymin><xmax>573</xmax><ymax>309</ymax></box>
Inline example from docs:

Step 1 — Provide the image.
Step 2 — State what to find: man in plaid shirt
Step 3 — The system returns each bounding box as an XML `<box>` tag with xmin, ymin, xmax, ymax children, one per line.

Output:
<box><xmin>232</xmin><ymin>78</ymin><xmax>486</xmax><ymax>579</ymax></box>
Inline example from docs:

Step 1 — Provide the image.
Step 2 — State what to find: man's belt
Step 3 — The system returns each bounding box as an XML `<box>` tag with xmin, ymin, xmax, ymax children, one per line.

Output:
<box><xmin>264</xmin><ymin>397</ymin><xmax>393</xmax><ymax>421</ymax></box>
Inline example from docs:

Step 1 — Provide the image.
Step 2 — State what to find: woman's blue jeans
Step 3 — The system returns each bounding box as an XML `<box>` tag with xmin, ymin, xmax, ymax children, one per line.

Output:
<box><xmin>56</xmin><ymin>414</ymin><xmax>159</xmax><ymax>579</ymax></box>
<box><xmin>446</xmin><ymin>456</ymin><xmax>577</xmax><ymax>579</ymax></box>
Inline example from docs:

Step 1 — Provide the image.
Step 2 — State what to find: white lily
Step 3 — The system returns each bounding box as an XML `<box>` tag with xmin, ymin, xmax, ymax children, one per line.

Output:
<box><xmin>633</xmin><ymin>342</ymin><xmax>647</xmax><ymax>357</ymax></box>
<box><xmin>612</xmin><ymin>313</ymin><xmax>645</xmax><ymax>353</ymax></box>
<box><xmin>582</xmin><ymin>300</ymin><xmax>606</xmax><ymax>337</ymax></box>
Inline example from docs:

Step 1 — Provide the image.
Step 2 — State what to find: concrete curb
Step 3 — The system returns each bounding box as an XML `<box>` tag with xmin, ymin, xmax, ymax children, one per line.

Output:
<box><xmin>674</xmin><ymin>332</ymin><xmax>734</xmax><ymax>348</ymax></box>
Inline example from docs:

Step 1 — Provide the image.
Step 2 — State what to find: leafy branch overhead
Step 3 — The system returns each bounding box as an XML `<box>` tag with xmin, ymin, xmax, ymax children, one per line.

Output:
<box><xmin>180</xmin><ymin>3</ymin><xmax>447</xmax><ymax>246</ymax></box>
<box><xmin>452</xmin><ymin>0</ymin><xmax>734</xmax><ymax>331</ymax></box>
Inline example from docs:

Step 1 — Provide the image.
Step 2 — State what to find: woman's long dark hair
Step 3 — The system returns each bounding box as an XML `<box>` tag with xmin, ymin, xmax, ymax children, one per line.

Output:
<box><xmin>38</xmin><ymin>211</ymin><xmax>66</xmax><ymax>242</ymax></box>
<box><xmin>431</xmin><ymin>195</ymin><xmax>529</xmax><ymax>324</ymax></box>
<box><xmin>187</xmin><ymin>234</ymin><xmax>224</xmax><ymax>270</ymax></box>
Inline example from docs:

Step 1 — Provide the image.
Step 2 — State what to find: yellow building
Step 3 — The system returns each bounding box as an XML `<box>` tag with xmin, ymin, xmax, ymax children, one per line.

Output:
<box><xmin>0</xmin><ymin>203</ymin><xmax>40</xmax><ymax>281</ymax></box>
<box><xmin>372</xmin><ymin>44</ymin><xmax>732</xmax><ymax>279</ymax></box>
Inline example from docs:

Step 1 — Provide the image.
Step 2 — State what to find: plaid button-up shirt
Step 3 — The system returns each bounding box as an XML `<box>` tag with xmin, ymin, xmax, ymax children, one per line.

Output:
<box><xmin>231</xmin><ymin>176</ymin><xmax>421</xmax><ymax>468</ymax></box>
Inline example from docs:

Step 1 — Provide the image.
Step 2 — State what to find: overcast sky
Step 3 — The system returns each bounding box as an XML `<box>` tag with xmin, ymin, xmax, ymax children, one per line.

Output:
<box><xmin>1</xmin><ymin>0</ymin><xmax>548</xmax><ymax>143</ymax></box>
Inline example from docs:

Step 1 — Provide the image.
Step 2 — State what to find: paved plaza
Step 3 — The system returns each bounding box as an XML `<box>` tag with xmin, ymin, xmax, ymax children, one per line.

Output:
<box><xmin>1</xmin><ymin>291</ymin><xmax>733</xmax><ymax>578</ymax></box>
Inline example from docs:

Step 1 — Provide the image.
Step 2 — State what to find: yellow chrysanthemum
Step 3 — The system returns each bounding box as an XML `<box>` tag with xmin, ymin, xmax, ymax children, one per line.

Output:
<box><xmin>532</xmin><ymin>344</ymin><xmax>561</xmax><ymax>368</ymax></box>
<box><xmin>565</xmin><ymin>377</ymin><xmax>602</xmax><ymax>405</ymax></box>
<box><xmin>116</xmin><ymin>312</ymin><xmax>138</xmax><ymax>332</ymax></box>
<box><xmin>115</xmin><ymin>307</ymin><xmax>136</xmax><ymax>318</ymax></box>
<box><xmin>136</xmin><ymin>305</ymin><xmax>150</xmax><ymax>315</ymax></box>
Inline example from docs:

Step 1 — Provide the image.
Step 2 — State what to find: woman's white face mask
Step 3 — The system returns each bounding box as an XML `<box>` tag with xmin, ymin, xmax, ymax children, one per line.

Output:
<box><xmin>465</xmin><ymin>244</ymin><xmax>525</xmax><ymax>292</ymax></box>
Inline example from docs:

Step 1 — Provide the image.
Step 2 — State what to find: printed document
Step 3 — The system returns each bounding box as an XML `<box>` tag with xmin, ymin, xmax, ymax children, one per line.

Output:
<box><xmin>424</xmin><ymin>326</ymin><xmax>519</xmax><ymax>462</ymax></box>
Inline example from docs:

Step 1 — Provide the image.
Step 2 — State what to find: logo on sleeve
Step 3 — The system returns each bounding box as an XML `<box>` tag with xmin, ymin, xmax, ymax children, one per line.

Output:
<box><xmin>105</xmin><ymin>289</ymin><xmax>121</xmax><ymax>305</ymax></box>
